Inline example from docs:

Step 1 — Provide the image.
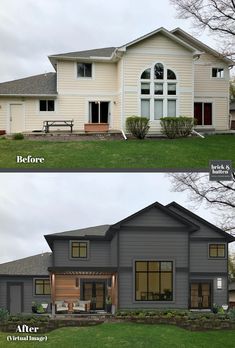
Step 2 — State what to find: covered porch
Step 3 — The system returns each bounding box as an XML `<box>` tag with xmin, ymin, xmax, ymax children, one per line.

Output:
<box><xmin>50</xmin><ymin>270</ymin><xmax>118</xmax><ymax>316</ymax></box>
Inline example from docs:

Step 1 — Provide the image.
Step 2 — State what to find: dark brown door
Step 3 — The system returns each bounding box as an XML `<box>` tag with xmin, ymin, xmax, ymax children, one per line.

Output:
<box><xmin>190</xmin><ymin>282</ymin><xmax>211</xmax><ymax>309</ymax></box>
<box><xmin>83</xmin><ymin>281</ymin><xmax>105</xmax><ymax>310</ymax></box>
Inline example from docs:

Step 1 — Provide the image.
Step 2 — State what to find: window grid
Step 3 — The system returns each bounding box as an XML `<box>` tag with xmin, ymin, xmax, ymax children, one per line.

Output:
<box><xmin>140</xmin><ymin>63</ymin><xmax>177</xmax><ymax>119</ymax></box>
<box><xmin>35</xmin><ymin>279</ymin><xmax>51</xmax><ymax>295</ymax></box>
<box><xmin>71</xmin><ymin>241</ymin><xmax>88</xmax><ymax>259</ymax></box>
<box><xmin>39</xmin><ymin>100</ymin><xmax>55</xmax><ymax>112</ymax></box>
<box><xmin>135</xmin><ymin>261</ymin><xmax>173</xmax><ymax>301</ymax></box>
<box><xmin>209</xmin><ymin>244</ymin><xmax>225</xmax><ymax>258</ymax></box>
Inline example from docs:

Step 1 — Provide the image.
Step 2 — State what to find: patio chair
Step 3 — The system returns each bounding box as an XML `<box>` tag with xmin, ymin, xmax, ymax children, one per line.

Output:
<box><xmin>73</xmin><ymin>300</ymin><xmax>91</xmax><ymax>313</ymax></box>
<box><xmin>55</xmin><ymin>301</ymin><xmax>69</xmax><ymax>314</ymax></box>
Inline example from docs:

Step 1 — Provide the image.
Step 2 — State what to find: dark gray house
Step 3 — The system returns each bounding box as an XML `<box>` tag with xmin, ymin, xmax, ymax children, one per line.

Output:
<box><xmin>0</xmin><ymin>201</ymin><xmax>234</xmax><ymax>315</ymax></box>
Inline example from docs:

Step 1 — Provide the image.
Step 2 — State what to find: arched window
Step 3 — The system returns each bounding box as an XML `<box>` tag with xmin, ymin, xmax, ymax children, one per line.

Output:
<box><xmin>140</xmin><ymin>63</ymin><xmax>178</xmax><ymax>120</ymax></box>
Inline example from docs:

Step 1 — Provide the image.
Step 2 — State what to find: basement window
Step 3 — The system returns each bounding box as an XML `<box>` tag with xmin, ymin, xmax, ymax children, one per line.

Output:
<box><xmin>77</xmin><ymin>63</ymin><xmax>92</xmax><ymax>78</ymax></box>
<box><xmin>39</xmin><ymin>100</ymin><xmax>55</xmax><ymax>112</ymax></box>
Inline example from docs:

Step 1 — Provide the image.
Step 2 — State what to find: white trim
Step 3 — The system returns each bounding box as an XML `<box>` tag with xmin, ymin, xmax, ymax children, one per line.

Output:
<box><xmin>86</xmin><ymin>99</ymin><xmax>112</xmax><ymax>125</ymax></box>
<box><xmin>121</xmin><ymin>58</ymin><xmax>125</xmax><ymax>129</ymax></box>
<box><xmin>38</xmin><ymin>99</ymin><xmax>57</xmax><ymax>115</ymax></box>
<box><xmin>210</xmin><ymin>67</ymin><xmax>225</xmax><ymax>80</ymax></box>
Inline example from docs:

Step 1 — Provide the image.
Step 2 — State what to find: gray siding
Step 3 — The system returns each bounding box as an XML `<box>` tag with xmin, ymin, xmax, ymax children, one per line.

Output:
<box><xmin>190</xmin><ymin>274</ymin><xmax>227</xmax><ymax>306</ymax></box>
<box><xmin>122</xmin><ymin>207</ymin><xmax>185</xmax><ymax>227</ymax></box>
<box><xmin>53</xmin><ymin>240</ymin><xmax>110</xmax><ymax>267</ymax></box>
<box><xmin>110</xmin><ymin>233</ymin><xmax>118</xmax><ymax>267</ymax></box>
<box><xmin>119</xmin><ymin>270</ymin><xmax>188</xmax><ymax>309</ymax></box>
<box><xmin>0</xmin><ymin>276</ymin><xmax>51</xmax><ymax>313</ymax></box>
<box><xmin>190</xmin><ymin>241</ymin><xmax>227</xmax><ymax>273</ymax></box>
<box><xmin>119</xmin><ymin>229</ymin><xmax>189</xmax><ymax>268</ymax></box>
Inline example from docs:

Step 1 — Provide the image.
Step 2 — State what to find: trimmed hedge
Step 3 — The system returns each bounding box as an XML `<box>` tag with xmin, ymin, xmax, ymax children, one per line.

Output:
<box><xmin>160</xmin><ymin>117</ymin><xmax>194</xmax><ymax>139</ymax></box>
<box><xmin>126</xmin><ymin>116</ymin><xmax>150</xmax><ymax>139</ymax></box>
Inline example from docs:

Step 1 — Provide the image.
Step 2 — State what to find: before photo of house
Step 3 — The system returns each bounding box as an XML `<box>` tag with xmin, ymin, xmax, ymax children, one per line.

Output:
<box><xmin>0</xmin><ymin>27</ymin><xmax>233</xmax><ymax>135</ymax></box>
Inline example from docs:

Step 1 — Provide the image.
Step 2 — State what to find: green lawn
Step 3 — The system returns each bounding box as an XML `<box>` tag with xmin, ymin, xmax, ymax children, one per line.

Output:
<box><xmin>0</xmin><ymin>323</ymin><xmax>235</xmax><ymax>348</ymax></box>
<box><xmin>0</xmin><ymin>135</ymin><xmax>234</xmax><ymax>169</ymax></box>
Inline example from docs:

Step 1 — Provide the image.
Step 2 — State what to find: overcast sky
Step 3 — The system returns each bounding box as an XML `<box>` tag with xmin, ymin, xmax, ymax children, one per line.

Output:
<box><xmin>0</xmin><ymin>0</ymin><xmax>225</xmax><ymax>82</ymax></box>
<box><xmin>0</xmin><ymin>173</ymin><xmax>234</xmax><ymax>264</ymax></box>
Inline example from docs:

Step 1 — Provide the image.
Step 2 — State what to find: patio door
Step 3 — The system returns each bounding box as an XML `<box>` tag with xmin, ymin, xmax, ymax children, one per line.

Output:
<box><xmin>83</xmin><ymin>281</ymin><xmax>105</xmax><ymax>310</ymax></box>
<box><xmin>190</xmin><ymin>282</ymin><xmax>211</xmax><ymax>309</ymax></box>
<box><xmin>89</xmin><ymin>102</ymin><xmax>110</xmax><ymax>124</ymax></box>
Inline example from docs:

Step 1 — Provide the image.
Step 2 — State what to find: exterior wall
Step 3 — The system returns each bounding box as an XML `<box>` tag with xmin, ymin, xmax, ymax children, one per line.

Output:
<box><xmin>0</xmin><ymin>276</ymin><xmax>51</xmax><ymax>313</ymax></box>
<box><xmin>122</xmin><ymin>33</ymin><xmax>194</xmax><ymax>132</ymax></box>
<box><xmin>53</xmin><ymin>240</ymin><xmax>110</xmax><ymax>267</ymax></box>
<box><xmin>230</xmin><ymin>290</ymin><xmax>235</xmax><ymax>302</ymax></box>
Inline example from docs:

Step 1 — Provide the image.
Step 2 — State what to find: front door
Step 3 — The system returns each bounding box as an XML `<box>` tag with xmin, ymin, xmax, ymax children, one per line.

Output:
<box><xmin>10</xmin><ymin>104</ymin><xmax>24</xmax><ymax>133</ymax></box>
<box><xmin>8</xmin><ymin>283</ymin><xmax>23</xmax><ymax>314</ymax></box>
<box><xmin>190</xmin><ymin>282</ymin><xmax>211</xmax><ymax>309</ymax></box>
<box><xmin>83</xmin><ymin>281</ymin><xmax>105</xmax><ymax>310</ymax></box>
<box><xmin>89</xmin><ymin>102</ymin><xmax>109</xmax><ymax>124</ymax></box>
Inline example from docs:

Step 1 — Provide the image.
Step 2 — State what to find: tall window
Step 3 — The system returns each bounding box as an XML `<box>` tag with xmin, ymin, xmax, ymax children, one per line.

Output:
<box><xmin>135</xmin><ymin>261</ymin><xmax>173</xmax><ymax>301</ymax></box>
<box><xmin>71</xmin><ymin>241</ymin><xmax>88</xmax><ymax>259</ymax></box>
<box><xmin>194</xmin><ymin>102</ymin><xmax>212</xmax><ymax>126</ymax></box>
<box><xmin>140</xmin><ymin>63</ymin><xmax>177</xmax><ymax>120</ymax></box>
<box><xmin>35</xmin><ymin>279</ymin><xmax>51</xmax><ymax>295</ymax></box>
<box><xmin>209</xmin><ymin>244</ymin><xmax>225</xmax><ymax>258</ymax></box>
<box><xmin>77</xmin><ymin>63</ymin><xmax>92</xmax><ymax>78</ymax></box>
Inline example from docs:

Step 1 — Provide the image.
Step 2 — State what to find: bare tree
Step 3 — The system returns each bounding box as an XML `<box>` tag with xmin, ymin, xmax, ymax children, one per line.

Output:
<box><xmin>168</xmin><ymin>173</ymin><xmax>235</xmax><ymax>235</ymax></box>
<box><xmin>170</xmin><ymin>0</ymin><xmax>235</xmax><ymax>59</ymax></box>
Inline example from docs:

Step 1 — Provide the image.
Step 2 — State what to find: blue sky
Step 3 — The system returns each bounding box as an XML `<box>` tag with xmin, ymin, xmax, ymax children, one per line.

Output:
<box><xmin>0</xmin><ymin>0</ymin><xmax>227</xmax><ymax>82</ymax></box>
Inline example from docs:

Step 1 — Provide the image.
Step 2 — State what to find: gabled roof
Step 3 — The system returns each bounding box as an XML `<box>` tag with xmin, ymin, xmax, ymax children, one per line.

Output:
<box><xmin>119</xmin><ymin>27</ymin><xmax>199</xmax><ymax>54</ymax></box>
<box><xmin>50</xmin><ymin>47</ymin><xmax>116</xmax><ymax>59</ymax></box>
<box><xmin>0</xmin><ymin>73</ymin><xmax>57</xmax><ymax>96</ymax></box>
<box><xmin>0</xmin><ymin>252</ymin><xmax>52</xmax><ymax>276</ymax></box>
<box><xmin>171</xmin><ymin>27</ymin><xmax>234</xmax><ymax>66</ymax></box>
<box><xmin>167</xmin><ymin>201</ymin><xmax>235</xmax><ymax>242</ymax></box>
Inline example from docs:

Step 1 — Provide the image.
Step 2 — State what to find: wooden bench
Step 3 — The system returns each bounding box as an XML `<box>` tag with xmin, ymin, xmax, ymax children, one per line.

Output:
<box><xmin>43</xmin><ymin>120</ymin><xmax>74</xmax><ymax>133</ymax></box>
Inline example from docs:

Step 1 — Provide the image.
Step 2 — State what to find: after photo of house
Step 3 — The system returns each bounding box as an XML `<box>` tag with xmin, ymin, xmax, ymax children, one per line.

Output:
<box><xmin>0</xmin><ymin>173</ymin><xmax>234</xmax><ymax>346</ymax></box>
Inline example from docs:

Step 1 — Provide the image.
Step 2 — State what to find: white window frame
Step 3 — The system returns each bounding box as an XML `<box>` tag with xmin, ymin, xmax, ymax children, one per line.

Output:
<box><xmin>194</xmin><ymin>101</ymin><xmax>214</xmax><ymax>127</ymax></box>
<box><xmin>216</xmin><ymin>278</ymin><xmax>222</xmax><ymax>290</ymax></box>
<box><xmin>139</xmin><ymin>62</ymin><xmax>178</xmax><ymax>121</ymax></box>
<box><xmin>77</xmin><ymin>62</ymin><xmax>93</xmax><ymax>79</ymax></box>
<box><xmin>211</xmin><ymin>67</ymin><xmax>225</xmax><ymax>79</ymax></box>
<box><xmin>39</xmin><ymin>99</ymin><xmax>56</xmax><ymax>113</ymax></box>
<box><xmin>88</xmin><ymin>101</ymin><xmax>110</xmax><ymax>124</ymax></box>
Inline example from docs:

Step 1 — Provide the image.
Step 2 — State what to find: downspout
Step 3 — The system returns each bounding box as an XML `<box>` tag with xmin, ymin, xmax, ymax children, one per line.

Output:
<box><xmin>121</xmin><ymin>129</ymin><xmax>127</xmax><ymax>140</ymax></box>
<box><xmin>191</xmin><ymin>129</ymin><xmax>205</xmax><ymax>138</ymax></box>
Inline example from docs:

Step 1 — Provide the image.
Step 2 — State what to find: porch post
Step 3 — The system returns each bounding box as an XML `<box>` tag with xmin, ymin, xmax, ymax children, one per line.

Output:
<box><xmin>51</xmin><ymin>273</ymin><xmax>56</xmax><ymax>317</ymax></box>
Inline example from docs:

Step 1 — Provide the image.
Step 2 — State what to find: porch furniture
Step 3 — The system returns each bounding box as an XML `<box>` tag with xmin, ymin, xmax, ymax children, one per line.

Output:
<box><xmin>43</xmin><ymin>120</ymin><xmax>74</xmax><ymax>133</ymax></box>
<box><xmin>73</xmin><ymin>300</ymin><xmax>91</xmax><ymax>313</ymax></box>
<box><xmin>55</xmin><ymin>301</ymin><xmax>69</xmax><ymax>313</ymax></box>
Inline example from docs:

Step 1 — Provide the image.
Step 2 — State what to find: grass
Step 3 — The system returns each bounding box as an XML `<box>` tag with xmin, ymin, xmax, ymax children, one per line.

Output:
<box><xmin>0</xmin><ymin>135</ymin><xmax>234</xmax><ymax>169</ymax></box>
<box><xmin>0</xmin><ymin>323</ymin><xmax>235</xmax><ymax>348</ymax></box>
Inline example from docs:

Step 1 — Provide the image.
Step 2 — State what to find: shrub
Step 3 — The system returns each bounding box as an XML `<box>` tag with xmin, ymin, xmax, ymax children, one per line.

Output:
<box><xmin>160</xmin><ymin>117</ymin><xmax>194</xmax><ymax>139</ymax></box>
<box><xmin>126</xmin><ymin>116</ymin><xmax>150</xmax><ymax>139</ymax></box>
<box><xmin>228</xmin><ymin>309</ymin><xmax>235</xmax><ymax>319</ymax></box>
<box><xmin>13</xmin><ymin>133</ymin><xmax>24</xmax><ymax>140</ymax></box>
<box><xmin>0</xmin><ymin>308</ymin><xmax>9</xmax><ymax>323</ymax></box>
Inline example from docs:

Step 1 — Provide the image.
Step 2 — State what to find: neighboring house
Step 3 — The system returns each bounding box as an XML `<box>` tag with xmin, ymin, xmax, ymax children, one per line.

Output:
<box><xmin>0</xmin><ymin>27</ymin><xmax>233</xmax><ymax>134</ymax></box>
<box><xmin>0</xmin><ymin>201</ymin><xmax>234</xmax><ymax>315</ymax></box>
<box><xmin>230</xmin><ymin>100</ymin><xmax>235</xmax><ymax>129</ymax></box>
<box><xmin>229</xmin><ymin>280</ymin><xmax>235</xmax><ymax>307</ymax></box>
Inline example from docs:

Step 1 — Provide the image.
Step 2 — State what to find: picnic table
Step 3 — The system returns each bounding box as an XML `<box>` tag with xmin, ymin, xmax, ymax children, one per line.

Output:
<box><xmin>43</xmin><ymin>120</ymin><xmax>74</xmax><ymax>133</ymax></box>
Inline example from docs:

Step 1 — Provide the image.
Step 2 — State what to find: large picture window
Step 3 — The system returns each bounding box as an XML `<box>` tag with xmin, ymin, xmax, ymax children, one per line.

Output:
<box><xmin>135</xmin><ymin>261</ymin><xmax>173</xmax><ymax>301</ymax></box>
<box><xmin>35</xmin><ymin>279</ymin><xmax>51</xmax><ymax>295</ymax></box>
<box><xmin>140</xmin><ymin>63</ymin><xmax>177</xmax><ymax>119</ymax></box>
<box><xmin>71</xmin><ymin>241</ymin><xmax>88</xmax><ymax>259</ymax></box>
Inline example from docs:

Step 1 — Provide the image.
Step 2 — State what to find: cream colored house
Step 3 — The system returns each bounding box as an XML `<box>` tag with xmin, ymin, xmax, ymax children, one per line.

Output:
<box><xmin>0</xmin><ymin>27</ymin><xmax>233</xmax><ymax>134</ymax></box>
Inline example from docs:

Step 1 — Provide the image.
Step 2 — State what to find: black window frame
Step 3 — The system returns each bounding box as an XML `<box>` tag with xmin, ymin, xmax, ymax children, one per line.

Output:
<box><xmin>135</xmin><ymin>261</ymin><xmax>173</xmax><ymax>302</ymax></box>
<box><xmin>71</xmin><ymin>241</ymin><xmax>88</xmax><ymax>259</ymax></box>
<box><xmin>212</xmin><ymin>67</ymin><xmax>224</xmax><ymax>78</ymax></box>
<box><xmin>39</xmin><ymin>100</ymin><xmax>55</xmax><ymax>112</ymax></box>
<box><xmin>34</xmin><ymin>279</ymin><xmax>51</xmax><ymax>295</ymax></box>
<box><xmin>77</xmin><ymin>63</ymin><xmax>92</xmax><ymax>78</ymax></box>
<box><xmin>208</xmin><ymin>244</ymin><xmax>226</xmax><ymax>258</ymax></box>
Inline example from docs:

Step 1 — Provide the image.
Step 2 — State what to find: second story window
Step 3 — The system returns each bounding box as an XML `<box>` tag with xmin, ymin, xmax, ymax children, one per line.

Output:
<box><xmin>209</xmin><ymin>244</ymin><xmax>225</xmax><ymax>258</ymax></box>
<box><xmin>71</xmin><ymin>241</ymin><xmax>88</xmax><ymax>259</ymax></box>
<box><xmin>212</xmin><ymin>68</ymin><xmax>224</xmax><ymax>78</ymax></box>
<box><xmin>77</xmin><ymin>63</ymin><xmax>92</xmax><ymax>78</ymax></box>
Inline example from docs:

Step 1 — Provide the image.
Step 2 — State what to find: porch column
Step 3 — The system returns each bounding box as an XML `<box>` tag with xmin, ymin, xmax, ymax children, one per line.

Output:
<box><xmin>51</xmin><ymin>273</ymin><xmax>56</xmax><ymax>317</ymax></box>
